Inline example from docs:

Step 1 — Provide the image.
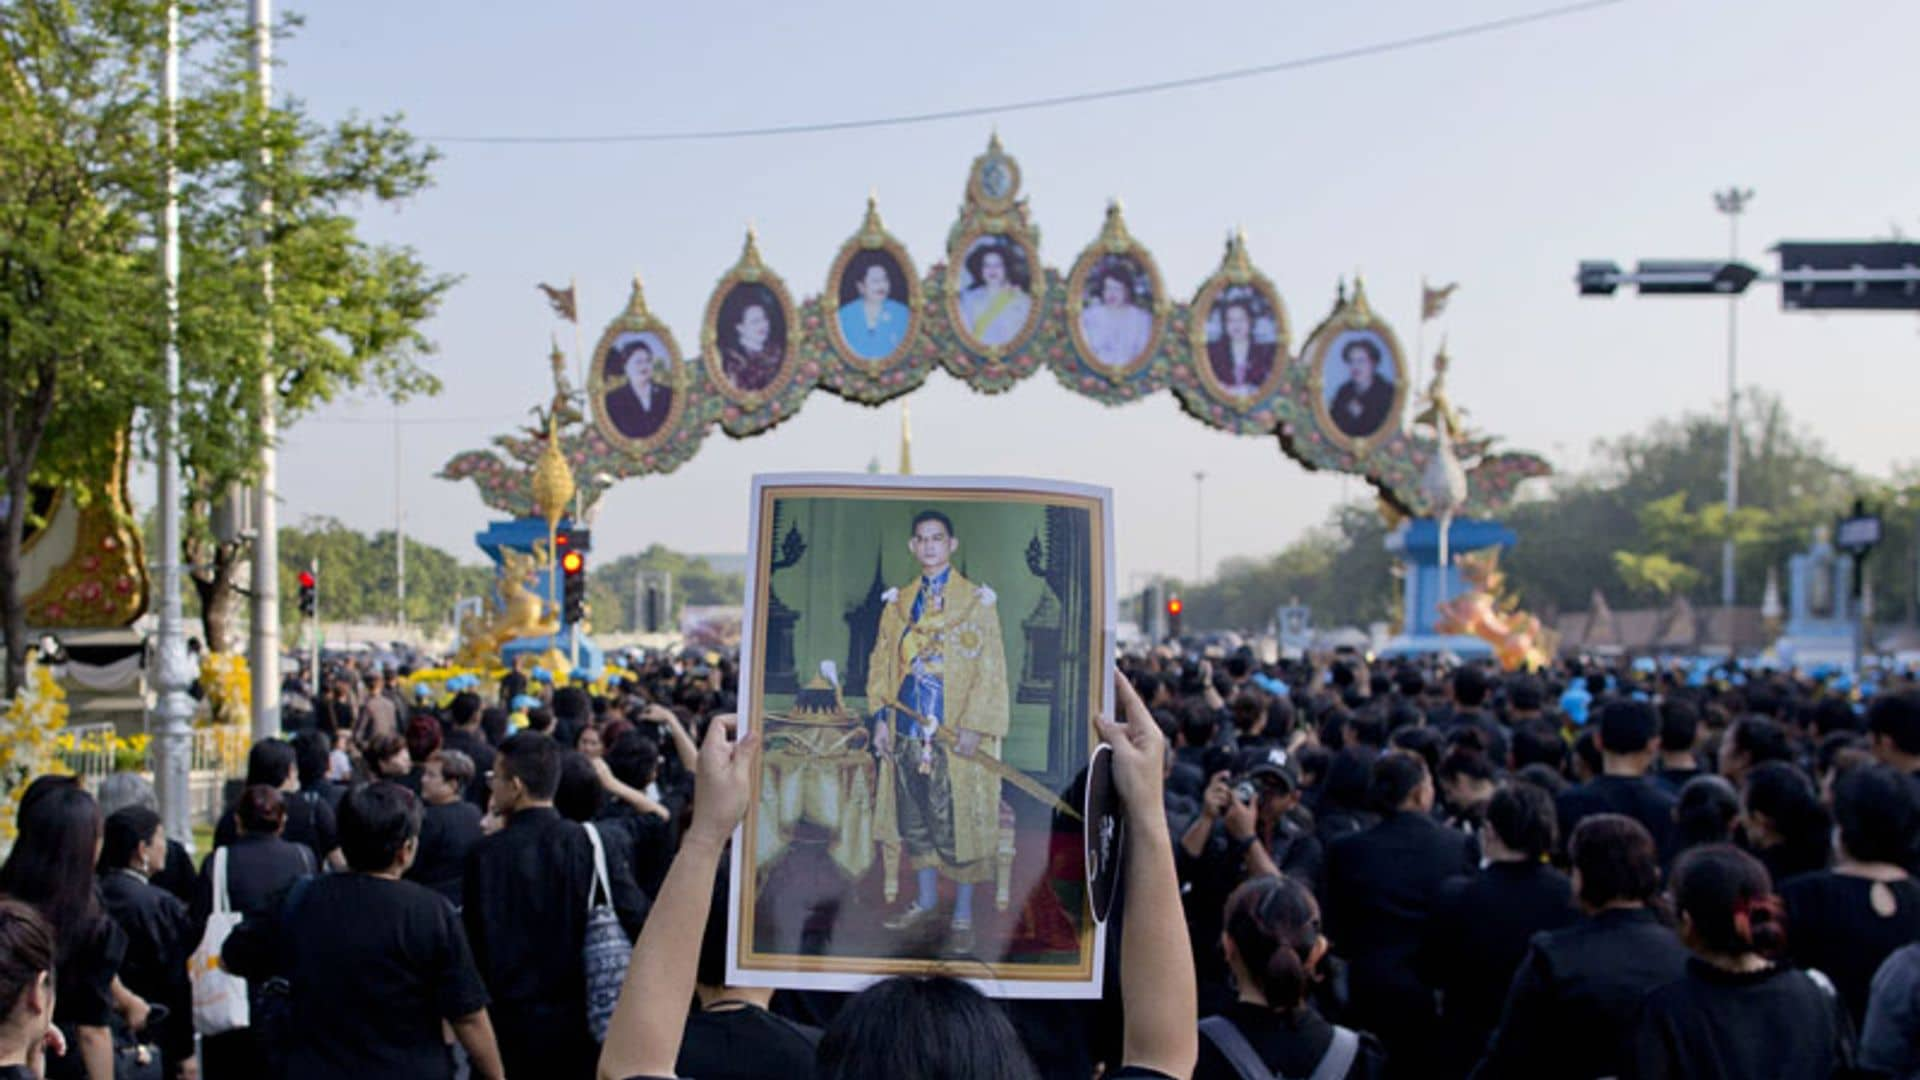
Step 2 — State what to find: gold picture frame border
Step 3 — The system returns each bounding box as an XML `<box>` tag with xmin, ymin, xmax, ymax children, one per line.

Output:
<box><xmin>587</xmin><ymin>277</ymin><xmax>691</xmax><ymax>456</ymax></box>
<box><xmin>823</xmin><ymin>199</ymin><xmax>925</xmax><ymax>378</ymax></box>
<box><xmin>1187</xmin><ymin>236</ymin><xmax>1292</xmax><ymax>413</ymax></box>
<box><xmin>945</xmin><ymin>225</ymin><xmax>1047</xmax><ymax>363</ymax></box>
<box><xmin>1064</xmin><ymin>203</ymin><xmax>1170</xmax><ymax>383</ymax></box>
<box><xmin>702</xmin><ymin>232</ymin><xmax>802</xmax><ymax>413</ymax></box>
<box><xmin>1303</xmin><ymin>285</ymin><xmax>1410</xmax><ymax>456</ymax></box>
<box><xmin>737</xmin><ymin>480</ymin><xmax>1108</xmax><ymax>985</ymax></box>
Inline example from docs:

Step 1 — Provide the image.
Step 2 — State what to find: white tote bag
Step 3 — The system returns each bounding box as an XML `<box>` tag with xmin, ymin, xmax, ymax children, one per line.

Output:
<box><xmin>189</xmin><ymin>846</ymin><xmax>250</xmax><ymax>1036</ymax></box>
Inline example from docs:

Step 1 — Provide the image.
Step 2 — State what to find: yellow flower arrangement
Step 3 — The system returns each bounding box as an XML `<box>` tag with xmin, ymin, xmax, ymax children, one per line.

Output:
<box><xmin>200</xmin><ymin>652</ymin><xmax>251</xmax><ymax>726</ymax></box>
<box><xmin>0</xmin><ymin>654</ymin><xmax>72</xmax><ymax>849</ymax></box>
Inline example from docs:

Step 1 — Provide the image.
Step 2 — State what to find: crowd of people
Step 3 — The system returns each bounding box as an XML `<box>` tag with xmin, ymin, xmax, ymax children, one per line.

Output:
<box><xmin>0</xmin><ymin>646</ymin><xmax>1918</xmax><ymax>1079</ymax></box>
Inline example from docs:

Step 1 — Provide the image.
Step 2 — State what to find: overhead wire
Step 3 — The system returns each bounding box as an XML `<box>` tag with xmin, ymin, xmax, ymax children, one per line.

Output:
<box><xmin>423</xmin><ymin>0</ymin><xmax>1626</xmax><ymax>146</ymax></box>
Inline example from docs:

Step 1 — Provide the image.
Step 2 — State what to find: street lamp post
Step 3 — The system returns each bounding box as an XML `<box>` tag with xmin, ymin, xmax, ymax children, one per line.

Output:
<box><xmin>1713</xmin><ymin>186</ymin><xmax>1753</xmax><ymax>657</ymax></box>
<box><xmin>247</xmin><ymin>0</ymin><xmax>281</xmax><ymax>739</ymax></box>
<box><xmin>1192</xmin><ymin>471</ymin><xmax>1206</xmax><ymax>583</ymax></box>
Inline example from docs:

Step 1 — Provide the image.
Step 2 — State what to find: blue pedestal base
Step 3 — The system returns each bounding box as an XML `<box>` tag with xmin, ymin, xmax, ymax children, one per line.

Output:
<box><xmin>1381</xmin><ymin>517</ymin><xmax>1518</xmax><ymax>661</ymax></box>
<box><xmin>476</xmin><ymin>516</ymin><xmax>604</xmax><ymax>680</ymax></box>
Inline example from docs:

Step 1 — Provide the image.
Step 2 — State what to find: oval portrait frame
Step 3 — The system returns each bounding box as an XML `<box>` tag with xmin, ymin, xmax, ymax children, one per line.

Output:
<box><xmin>824</xmin><ymin>202</ymin><xmax>923</xmax><ymax>377</ymax></box>
<box><xmin>1188</xmin><ymin>245</ymin><xmax>1291</xmax><ymax>412</ymax></box>
<box><xmin>590</xmin><ymin>284</ymin><xmax>690</xmax><ymax>456</ymax></box>
<box><xmin>967</xmin><ymin>136</ymin><xmax>1022</xmax><ymax>213</ymax></box>
<box><xmin>702</xmin><ymin>235</ymin><xmax>800</xmax><ymax>413</ymax></box>
<box><xmin>1065</xmin><ymin>205</ymin><xmax>1169</xmax><ymax>383</ymax></box>
<box><xmin>946</xmin><ymin>225</ymin><xmax>1045</xmax><ymax>362</ymax></box>
<box><xmin>1304</xmin><ymin>314</ymin><xmax>1410</xmax><ymax>457</ymax></box>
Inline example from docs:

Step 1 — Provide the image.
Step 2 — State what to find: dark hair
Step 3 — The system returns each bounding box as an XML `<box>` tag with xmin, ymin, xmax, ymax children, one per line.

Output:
<box><xmin>498</xmin><ymin>732</ymin><xmax>563</xmax><ymax>801</ymax></box>
<box><xmin>1511</xmin><ymin>720</ymin><xmax>1566</xmax><ymax>772</ymax></box>
<box><xmin>1516</xmin><ymin>762</ymin><xmax>1570</xmax><ymax>795</ymax></box>
<box><xmin>1508</xmin><ymin>676</ymin><xmax>1545</xmax><ymax>712</ymax></box>
<box><xmin>1674</xmin><ymin>774</ymin><xmax>1741</xmax><ymax>854</ymax></box>
<box><xmin>910</xmin><ymin>510</ymin><xmax>955</xmax><ymax>540</ymax></box>
<box><xmin>962</xmin><ymin>239</ymin><xmax>1029</xmax><ymax>292</ymax></box>
<box><xmin>606</xmin><ymin>334</ymin><xmax>656</xmax><ymax>377</ymax></box>
<box><xmin>429</xmin><ymin>749</ymin><xmax>476</xmax><ymax>790</ymax></box>
<box><xmin>450</xmin><ymin>691</ymin><xmax>483</xmax><ymax>729</ymax></box>
<box><xmin>1659</xmin><ymin>700</ymin><xmax>1701</xmax><ymax>754</ymax></box>
<box><xmin>1832</xmin><ymin>764</ymin><xmax>1919</xmax><ymax>866</ymax></box>
<box><xmin>100</xmin><ymin>806</ymin><xmax>163</xmax><ymax>873</ymax></box>
<box><xmin>1322</xmin><ymin>747</ymin><xmax>1377</xmax><ymax>813</ymax></box>
<box><xmin>0</xmin><ymin>780</ymin><xmax>102</xmax><ymax>954</ymax></box>
<box><xmin>1568</xmin><ymin>814</ymin><xmax>1662</xmax><ymax>908</ymax></box>
<box><xmin>1389</xmin><ymin>726</ymin><xmax>1444</xmax><ymax>778</ymax></box>
<box><xmin>1452</xmin><ymin>666</ymin><xmax>1490</xmax><ymax>708</ymax></box>
<box><xmin>718</xmin><ymin>283</ymin><xmax>785</xmax><ymax>354</ymax></box>
<box><xmin>1810</xmin><ymin>697</ymin><xmax>1858</xmax><ymax>738</ymax></box>
<box><xmin>291</xmin><ymin>730</ymin><xmax>332</xmax><ymax>791</ymax></box>
<box><xmin>608</xmin><ymin>731</ymin><xmax>661</xmax><ymax>790</ymax></box>
<box><xmin>405</xmin><ymin>713</ymin><xmax>443</xmax><ymax>763</ymax></box>
<box><xmin>1728</xmin><ymin>716</ymin><xmax>1794</xmax><ymax>770</ymax></box>
<box><xmin>526</xmin><ymin>706</ymin><xmax>555</xmax><ymax>734</ymax></box>
<box><xmin>1368</xmin><ymin>751</ymin><xmax>1429</xmax><ymax>813</ymax></box>
<box><xmin>1223</xmin><ymin>876</ymin><xmax>1323</xmax><ymax>1012</ymax></box>
<box><xmin>1089</xmin><ymin>260</ymin><xmax>1138</xmax><ymax>300</ymax></box>
<box><xmin>1229</xmin><ymin>694</ymin><xmax>1267</xmax><ymax>739</ymax></box>
<box><xmin>1869</xmin><ymin>692</ymin><xmax>1920</xmax><ymax>755</ymax></box>
<box><xmin>1178</xmin><ymin>708</ymin><xmax>1217</xmax><ymax>750</ymax></box>
<box><xmin>244</xmin><ymin>739</ymin><xmax>297</xmax><ymax>788</ymax></box>
<box><xmin>815</xmin><ymin>975</ymin><xmax>1039</xmax><ymax>1080</ymax></box>
<box><xmin>0</xmin><ymin>900</ymin><xmax>55</xmax><ymax>1021</ymax></box>
<box><xmin>337</xmin><ymin>782</ymin><xmax>422</xmax><ymax>873</ymax></box>
<box><xmin>1487</xmin><ymin>783</ymin><xmax>1557</xmax><ymax>860</ymax></box>
<box><xmin>365</xmin><ymin>732</ymin><xmax>408</xmax><ymax>773</ymax></box>
<box><xmin>481</xmin><ymin>706</ymin><xmax>509</xmax><ymax>746</ymax></box>
<box><xmin>553</xmin><ymin>687</ymin><xmax>590</xmax><ymax>724</ymax></box>
<box><xmin>554</xmin><ymin>751</ymin><xmax>605</xmax><ymax>823</ymax></box>
<box><xmin>1598</xmin><ymin>700</ymin><xmax>1659</xmax><ymax>755</ymax></box>
<box><xmin>1572</xmin><ymin>729</ymin><xmax>1602</xmax><ymax>777</ymax></box>
<box><xmin>1342</xmin><ymin>336</ymin><xmax>1383</xmax><ymax>368</ymax></box>
<box><xmin>1742</xmin><ymin>762</ymin><xmax>1831</xmax><ymax>867</ymax></box>
<box><xmin>840</xmin><ymin>250</ymin><xmax>906</xmax><ymax>307</ymax></box>
<box><xmin>1296</xmin><ymin>745</ymin><xmax>1331</xmax><ymax>788</ymax></box>
<box><xmin>236</xmin><ymin>784</ymin><xmax>287</xmax><ymax>835</ymax></box>
<box><xmin>1672</xmin><ymin>845</ymin><xmax>1785</xmax><ymax>957</ymax></box>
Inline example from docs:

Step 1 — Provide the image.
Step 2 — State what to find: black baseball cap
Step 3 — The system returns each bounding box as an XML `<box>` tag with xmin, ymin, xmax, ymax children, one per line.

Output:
<box><xmin>1232</xmin><ymin>746</ymin><xmax>1300</xmax><ymax>793</ymax></box>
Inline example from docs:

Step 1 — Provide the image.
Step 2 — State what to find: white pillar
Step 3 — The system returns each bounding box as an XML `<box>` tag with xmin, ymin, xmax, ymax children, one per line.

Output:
<box><xmin>247</xmin><ymin>0</ymin><xmax>281</xmax><ymax>739</ymax></box>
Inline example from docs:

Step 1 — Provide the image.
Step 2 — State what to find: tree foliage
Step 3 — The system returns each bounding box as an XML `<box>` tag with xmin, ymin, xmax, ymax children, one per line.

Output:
<box><xmin>274</xmin><ymin>517</ymin><xmax>493</xmax><ymax>630</ymax></box>
<box><xmin>587</xmin><ymin>545</ymin><xmax>745</xmax><ymax>632</ymax></box>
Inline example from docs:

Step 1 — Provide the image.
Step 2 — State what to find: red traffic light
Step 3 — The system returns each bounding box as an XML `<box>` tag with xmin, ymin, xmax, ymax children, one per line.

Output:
<box><xmin>1166</xmin><ymin>597</ymin><xmax>1182</xmax><ymax>616</ymax></box>
<box><xmin>297</xmin><ymin>570</ymin><xmax>315</xmax><ymax>589</ymax></box>
<box><xmin>561</xmin><ymin>551</ymin><xmax>585</xmax><ymax>575</ymax></box>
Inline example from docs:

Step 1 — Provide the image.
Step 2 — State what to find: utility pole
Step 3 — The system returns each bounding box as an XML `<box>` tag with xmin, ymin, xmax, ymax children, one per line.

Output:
<box><xmin>1713</xmin><ymin>186</ymin><xmax>1753</xmax><ymax>657</ymax></box>
<box><xmin>394</xmin><ymin>398</ymin><xmax>405</xmax><ymax>636</ymax></box>
<box><xmin>152</xmin><ymin>0</ymin><xmax>197</xmax><ymax>852</ymax></box>
<box><xmin>246</xmin><ymin>0</ymin><xmax>281</xmax><ymax>740</ymax></box>
<box><xmin>1193</xmin><ymin>471</ymin><xmax>1206</xmax><ymax>583</ymax></box>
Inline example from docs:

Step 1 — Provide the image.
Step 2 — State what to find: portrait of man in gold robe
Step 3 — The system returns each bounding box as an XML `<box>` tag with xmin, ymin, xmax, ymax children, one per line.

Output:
<box><xmin>866</xmin><ymin>509</ymin><xmax>1010</xmax><ymax>954</ymax></box>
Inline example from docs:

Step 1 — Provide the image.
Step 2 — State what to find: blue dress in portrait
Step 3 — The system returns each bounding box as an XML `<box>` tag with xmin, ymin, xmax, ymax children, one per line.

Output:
<box><xmin>837</xmin><ymin>298</ymin><xmax>912</xmax><ymax>361</ymax></box>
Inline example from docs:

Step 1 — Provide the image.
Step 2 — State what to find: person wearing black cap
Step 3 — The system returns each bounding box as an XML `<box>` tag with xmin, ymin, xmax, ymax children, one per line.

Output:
<box><xmin>1236</xmin><ymin>747</ymin><xmax>1324</xmax><ymax>900</ymax></box>
<box><xmin>1554</xmin><ymin>700</ymin><xmax>1677</xmax><ymax>860</ymax></box>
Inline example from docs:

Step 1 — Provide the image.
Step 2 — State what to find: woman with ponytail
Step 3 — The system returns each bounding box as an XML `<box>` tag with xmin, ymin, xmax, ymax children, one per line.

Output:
<box><xmin>1737</xmin><ymin>762</ymin><xmax>1832</xmax><ymax>885</ymax></box>
<box><xmin>1197</xmin><ymin>875</ymin><xmax>1387</xmax><ymax>1080</ymax></box>
<box><xmin>1625</xmin><ymin>845</ymin><xmax>1853</xmax><ymax>1079</ymax></box>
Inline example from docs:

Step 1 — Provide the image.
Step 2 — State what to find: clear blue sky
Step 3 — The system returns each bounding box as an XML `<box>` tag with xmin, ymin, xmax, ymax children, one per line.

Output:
<box><xmin>260</xmin><ymin>0</ymin><xmax>1920</xmax><ymax>586</ymax></box>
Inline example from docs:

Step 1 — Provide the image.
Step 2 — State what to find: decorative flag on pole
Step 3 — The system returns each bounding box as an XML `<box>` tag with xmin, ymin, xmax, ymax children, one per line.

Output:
<box><xmin>537</xmin><ymin>282</ymin><xmax>578</xmax><ymax>323</ymax></box>
<box><xmin>1421</xmin><ymin>281</ymin><xmax>1458</xmax><ymax>321</ymax></box>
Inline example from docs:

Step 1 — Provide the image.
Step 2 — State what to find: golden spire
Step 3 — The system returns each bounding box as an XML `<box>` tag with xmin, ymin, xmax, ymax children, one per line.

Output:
<box><xmin>898</xmin><ymin>400</ymin><xmax>913</xmax><ymax>475</ymax></box>
<box><xmin>531</xmin><ymin>412</ymin><xmax>576</xmax><ymax>529</ymax></box>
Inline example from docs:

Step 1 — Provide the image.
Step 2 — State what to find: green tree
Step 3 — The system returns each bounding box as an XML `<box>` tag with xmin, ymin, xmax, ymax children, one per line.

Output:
<box><xmin>589</xmin><ymin>545</ymin><xmax>745</xmax><ymax>631</ymax></box>
<box><xmin>275</xmin><ymin>518</ymin><xmax>492</xmax><ymax>628</ymax></box>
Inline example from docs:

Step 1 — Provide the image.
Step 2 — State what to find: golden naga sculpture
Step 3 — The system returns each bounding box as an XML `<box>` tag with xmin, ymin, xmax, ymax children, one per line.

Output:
<box><xmin>1435</xmin><ymin>550</ymin><xmax>1559</xmax><ymax>671</ymax></box>
<box><xmin>454</xmin><ymin>547</ymin><xmax>560</xmax><ymax>669</ymax></box>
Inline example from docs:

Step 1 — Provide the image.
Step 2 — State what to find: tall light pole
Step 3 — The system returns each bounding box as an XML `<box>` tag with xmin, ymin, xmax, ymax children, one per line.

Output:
<box><xmin>152</xmin><ymin>0</ymin><xmax>197</xmax><ymax>851</ymax></box>
<box><xmin>1714</xmin><ymin>186</ymin><xmax>1753</xmax><ymax>656</ymax></box>
<box><xmin>1192</xmin><ymin>471</ymin><xmax>1206</xmax><ymax>582</ymax></box>
<box><xmin>247</xmin><ymin>0</ymin><xmax>281</xmax><ymax>739</ymax></box>
<box><xmin>393</xmin><ymin>397</ymin><xmax>405</xmax><ymax>635</ymax></box>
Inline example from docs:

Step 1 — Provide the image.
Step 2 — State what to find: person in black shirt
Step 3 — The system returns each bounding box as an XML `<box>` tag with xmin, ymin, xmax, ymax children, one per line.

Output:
<box><xmin>1671</xmin><ymin>775</ymin><xmax>1739</xmax><ymax>865</ymax></box>
<box><xmin>1626</xmin><ymin>845</ymin><xmax>1853</xmax><ymax>1080</ymax></box>
<box><xmin>407</xmin><ymin>750</ymin><xmax>484</xmax><ymax>906</ymax></box>
<box><xmin>0</xmin><ymin>779</ymin><xmax>125</xmax><ymax>1080</ymax></box>
<box><xmin>212</xmin><ymin>740</ymin><xmax>338</xmax><ymax>868</ymax></box>
<box><xmin>96</xmin><ymin>774</ymin><xmax>194</xmax><ymax>907</ymax></box>
<box><xmin>1867</xmin><ymin>690</ymin><xmax>1920</xmax><ymax>778</ymax></box>
<box><xmin>1717</xmin><ymin>715</ymin><xmax>1794</xmax><ymax>788</ymax></box>
<box><xmin>0</xmin><ymin>900</ymin><xmax>65</xmax><ymax>1079</ymax></box>
<box><xmin>1324</xmin><ymin>751</ymin><xmax>1474</xmax><ymax>1073</ymax></box>
<box><xmin>464</xmin><ymin>733</ymin><xmax>646</xmax><ymax>1080</ymax></box>
<box><xmin>97</xmin><ymin>808</ymin><xmax>194</xmax><ymax>1080</ymax></box>
<box><xmin>1197</xmin><ymin>875</ymin><xmax>1388</xmax><ymax>1080</ymax></box>
<box><xmin>224</xmin><ymin>782</ymin><xmax>503</xmax><ymax>1080</ymax></box>
<box><xmin>1555</xmin><ymin>700</ymin><xmax>1677</xmax><ymax>860</ymax></box>
<box><xmin>192</xmin><ymin>785</ymin><xmax>314</xmax><ymax>1080</ymax></box>
<box><xmin>1780</xmin><ymin>763</ymin><xmax>1920</xmax><ymax>1029</ymax></box>
<box><xmin>1653</xmin><ymin>699</ymin><xmax>1704</xmax><ymax>795</ymax></box>
<box><xmin>672</xmin><ymin>850</ymin><xmax>819</xmax><ymax>1080</ymax></box>
<box><xmin>1444</xmin><ymin>666</ymin><xmax>1511</xmax><ymax>766</ymax></box>
<box><xmin>1738</xmin><ymin>761</ymin><xmax>1831</xmax><ymax>885</ymax></box>
<box><xmin>291</xmin><ymin>730</ymin><xmax>346</xmax><ymax>820</ymax></box>
<box><xmin>1418</xmin><ymin>784</ymin><xmax>1575</xmax><ymax>1079</ymax></box>
<box><xmin>596</xmin><ymin>733</ymin><xmax>677</xmax><ymax>900</ymax></box>
<box><xmin>442</xmin><ymin>693</ymin><xmax>498</xmax><ymax>809</ymax></box>
<box><xmin>364</xmin><ymin>733</ymin><xmax>416</xmax><ymax>795</ymax></box>
<box><xmin>1472</xmin><ymin>814</ymin><xmax>1688</xmax><ymax>1080</ymax></box>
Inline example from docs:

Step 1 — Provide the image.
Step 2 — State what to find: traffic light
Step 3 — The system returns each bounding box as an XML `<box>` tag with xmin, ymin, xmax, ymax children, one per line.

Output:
<box><xmin>643</xmin><ymin>582</ymin><xmax>663</xmax><ymax>633</ymax></box>
<box><xmin>297</xmin><ymin>569</ymin><xmax>316</xmax><ymax>617</ymax></box>
<box><xmin>561</xmin><ymin>549</ymin><xmax>587</xmax><ymax>624</ymax></box>
<box><xmin>1166</xmin><ymin>596</ymin><xmax>1183</xmax><ymax>641</ymax></box>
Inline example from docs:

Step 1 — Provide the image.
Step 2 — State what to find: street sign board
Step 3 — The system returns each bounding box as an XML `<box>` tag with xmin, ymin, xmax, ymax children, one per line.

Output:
<box><xmin>1836</xmin><ymin>515</ymin><xmax>1882</xmax><ymax>554</ymax></box>
<box><xmin>1778</xmin><ymin>242</ymin><xmax>1920</xmax><ymax>311</ymax></box>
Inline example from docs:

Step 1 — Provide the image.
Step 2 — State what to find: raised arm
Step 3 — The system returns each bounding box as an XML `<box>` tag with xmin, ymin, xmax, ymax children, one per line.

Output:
<box><xmin>648</xmin><ymin>704</ymin><xmax>700</xmax><ymax>774</ymax></box>
<box><xmin>1107</xmin><ymin>670</ymin><xmax>1200</xmax><ymax>1078</ymax></box>
<box><xmin>598</xmin><ymin>715</ymin><xmax>757</xmax><ymax>1080</ymax></box>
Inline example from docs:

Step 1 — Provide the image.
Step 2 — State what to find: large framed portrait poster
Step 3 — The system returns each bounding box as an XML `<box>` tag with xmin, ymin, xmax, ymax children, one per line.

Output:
<box><xmin>729</xmin><ymin>473</ymin><xmax>1115</xmax><ymax>998</ymax></box>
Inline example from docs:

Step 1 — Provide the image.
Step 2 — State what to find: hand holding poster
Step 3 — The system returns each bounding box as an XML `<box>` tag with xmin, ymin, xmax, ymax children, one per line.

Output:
<box><xmin>729</xmin><ymin>474</ymin><xmax>1115</xmax><ymax>998</ymax></box>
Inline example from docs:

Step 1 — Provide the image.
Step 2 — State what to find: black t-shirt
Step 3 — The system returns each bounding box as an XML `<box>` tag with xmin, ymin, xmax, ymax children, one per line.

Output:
<box><xmin>674</xmin><ymin>1003</ymin><xmax>820</xmax><ymax>1080</ymax></box>
<box><xmin>1627</xmin><ymin>957</ymin><xmax>1850</xmax><ymax>1080</ymax></box>
<box><xmin>214</xmin><ymin>788</ymin><xmax>337</xmax><ymax>864</ymax></box>
<box><xmin>44</xmin><ymin>912</ymin><xmax>125</xmax><ymax>1080</ymax></box>
<box><xmin>406</xmin><ymin>800</ymin><xmax>484</xmax><ymax>905</ymax></box>
<box><xmin>1195</xmin><ymin>1002</ymin><xmax>1389</xmax><ymax>1080</ymax></box>
<box><xmin>225</xmin><ymin>874</ymin><xmax>489</xmax><ymax>1080</ymax></box>
<box><xmin>1780</xmin><ymin>871</ymin><xmax>1920</xmax><ymax>1028</ymax></box>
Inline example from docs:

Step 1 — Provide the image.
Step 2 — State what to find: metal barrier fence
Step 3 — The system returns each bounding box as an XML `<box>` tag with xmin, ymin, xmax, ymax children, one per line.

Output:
<box><xmin>53</xmin><ymin>723</ymin><xmax>250</xmax><ymax>783</ymax></box>
<box><xmin>55</xmin><ymin>722</ymin><xmax>120</xmax><ymax>782</ymax></box>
